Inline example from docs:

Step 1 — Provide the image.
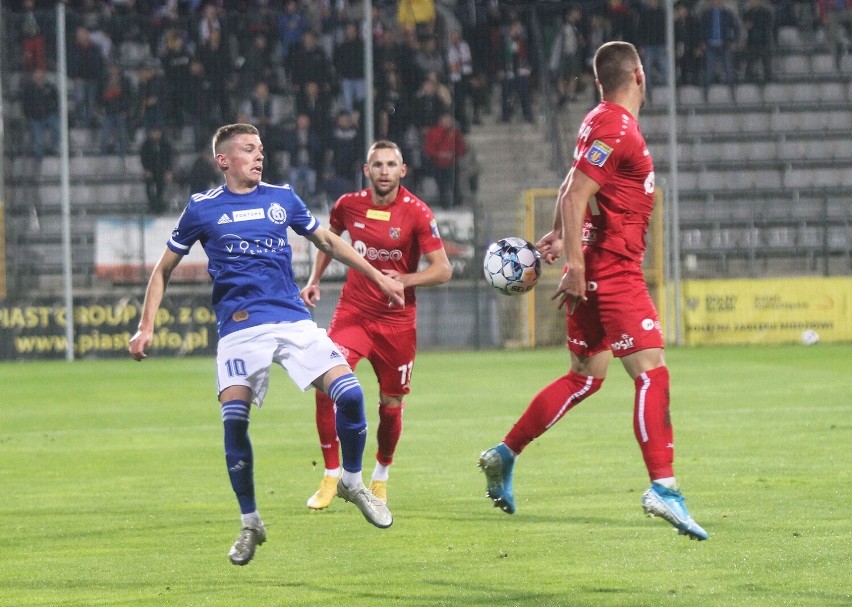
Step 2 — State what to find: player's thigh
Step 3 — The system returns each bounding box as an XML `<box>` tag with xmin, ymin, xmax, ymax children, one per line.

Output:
<box><xmin>327</xmin><ymin>315</ymin><xmax>371</xmax><ymax>368</ymax></box>
<box><xmin>216</xmin><ymin>325</ymin><xmax>277</xmax><ymax>406</ymax></box>
<box><xmin>597</xmin><ymin>266</ymin><xmax>664</xmax><ymax>356</ymax></box>
<box><xmin>567</xmin><ymin>296</ymin><xmax>608</xmax><ymax>358</ymax></box>
<box><xmin>271</xmin><ymin>320</ymin><xmax>349</xmax><ymax>392</ymax></box>
<box><xmin>369</xmin><ymin>323</ymin><xmax>417</xmax><ymax>397</ymax></box>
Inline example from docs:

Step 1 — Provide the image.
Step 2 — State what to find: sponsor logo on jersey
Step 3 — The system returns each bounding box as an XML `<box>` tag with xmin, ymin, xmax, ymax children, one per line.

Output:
<box><xmin>366</xmin><ymin>209</ymin><xmax>391</xmax><ymax>221</ymax></box>
<box><xmin>222</xmin><ymin>233</ymin><xmax>287</xmax><ymax>257</ymax></box>
<box><xmin>585</xmin><ymin>140</ymin><xmax>613</xmax><ymax>167</ymax></box>
<box><xmin>232</xmin><ymin>310</ymin><xmax>249</xmax><ymax>322</ymax></box>
<box><xmin>233</xmin><ymin>208</ymin><xmax>265</xmax><ymax>222</ymax></box>
<box><xmin>354</xmin><ymin>222</ymin><xmax>365</xmax><ymax>229</ymax></box>
<box><xmin>267</xmin><ymin>202</ymin><xmax>287</xmax><ymax>224</ymax></box>
<box><xmin>389</xmin><ymin>227</ymin><xmax>401</xmax><ymax>240</ymax></box>
<box><xmin>352</xmin><ymin>239</ymin><xmax>403</xmax><ymax>261</ymax></box>
<box><xmin>611</xmin><ymin>333</ymin><xmax>636</xmax><ymax>351</ymax></box>
<box><xmin>430</xmin><ymin>218</ymin><xmax>441</xmax><ymax>239</ymax></box>
<box><xmin>217</xmin><ymin>214</ymin><xmax>232</xmax><ymax>224</ymax></box>
<box><xmin>644</xmin><ymin>170</ymin><xmax>655</xmax><ymax>194</ymax></box>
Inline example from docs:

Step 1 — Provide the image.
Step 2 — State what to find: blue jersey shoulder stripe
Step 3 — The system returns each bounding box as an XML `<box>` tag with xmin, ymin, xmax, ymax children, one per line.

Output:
<box><xmin>168</xmin><ymin>237</ymin><xmax>191</xmax><ymax>254</ymax></box>
<box><xmin>191</xmin><ymin>185</ymin><xmax>225</xmax><ymax>202</ymax></box>
<box><xmin>260</xmin><ymin>181</ymin><xmax>292</xmax><ymax>190</ymax></box>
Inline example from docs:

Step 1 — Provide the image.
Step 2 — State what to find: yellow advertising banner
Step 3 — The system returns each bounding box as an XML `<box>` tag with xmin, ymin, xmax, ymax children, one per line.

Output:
<box><xmin>682</xmin><ymin>277</ymin><xmax>850</xmax><ymax>345</ymax></box>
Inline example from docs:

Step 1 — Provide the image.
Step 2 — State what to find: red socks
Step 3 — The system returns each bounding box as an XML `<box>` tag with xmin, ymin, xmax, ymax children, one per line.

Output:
<box><xmin>316</xmin><ymin>395</ymin><xmax>405</xmax><ymax>469</ymax></box>
<box><xmin>376</xmin><ymin>403</ymin><xmax>404</xmax><ymax>466</ymax></box>
<box><xmin>503</xmin><ymin>371</ymin><xmax>603</xmax><ymax>455</ymax></box>
<box><xmin>315</xmin><ymin>391</ymin><xmax>340</xmax><ymax>470</ymax></box>
<box><xmin>634</xmin><ymin>366</ymin><xmax>675</xmax><ymax>480</ymax></box>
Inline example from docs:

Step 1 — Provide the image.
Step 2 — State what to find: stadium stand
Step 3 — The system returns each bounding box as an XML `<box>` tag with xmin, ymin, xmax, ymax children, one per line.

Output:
<box><xmin>635</xmin><ymin>25</ymin><xmax>852</xmax><ymax>278</ymax></box>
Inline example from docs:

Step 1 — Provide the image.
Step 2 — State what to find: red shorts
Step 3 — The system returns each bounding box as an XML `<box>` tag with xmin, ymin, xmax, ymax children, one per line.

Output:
<box><xmin>566</xmin><ymin>248</ymin><xmax>664</xmax><ymax>358</ymax></box>
<box><xmin>327</xmin><ymin>306</ymin><xmax>417</xmax><ymax>397</ymax></box>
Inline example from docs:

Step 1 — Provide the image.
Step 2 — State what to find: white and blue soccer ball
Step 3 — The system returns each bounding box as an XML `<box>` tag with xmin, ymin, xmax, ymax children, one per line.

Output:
<box><xmin>800</xmin><ymin>329</ymin><xmax>820</xmax><ymax>346</ymax></box>
<box><xmin>483</xmin><ymin>237</ymin><xmax>542</xmax><ymax>296</ymax></box>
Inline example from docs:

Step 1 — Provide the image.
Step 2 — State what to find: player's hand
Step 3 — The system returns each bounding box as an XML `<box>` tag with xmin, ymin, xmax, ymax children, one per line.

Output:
<box><xmin>128</xmin><ymin>329</ymin><xmax>153</xmax><ymax>361</ymax></box>
<box><xmin>552</xmin><ymin>268</ymin><xmax>586</xmax><ymax>314</ymax></box>
<box><xmin>536</xmin><ymin>231</ymin><xmax>563</xmax><ymax>265</ymax></box>
<box><xmin>381</xmin><ymin>268</ymin><xmax>409</xmax><ymax>287</ymax></box>
<box><xmin>299</xmin><ymin>284</ymin><xmax>321</xmax><ymax>308</ymax></box>
<box><xmin>378</xmin><ymin>273</ymin><xmax>405</xmax><ymax>309</ymax></box>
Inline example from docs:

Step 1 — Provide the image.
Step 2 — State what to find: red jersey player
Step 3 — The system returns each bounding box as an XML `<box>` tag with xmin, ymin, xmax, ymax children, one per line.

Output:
<box><xmin>301</xmin><ymin>140</ymin><xmax>452</xmax><ymax>508</ymax></box>
<box><xmin>479</xmin><ymin>41</ymin><xmax>708</xmax><ymax>540</ymax></box>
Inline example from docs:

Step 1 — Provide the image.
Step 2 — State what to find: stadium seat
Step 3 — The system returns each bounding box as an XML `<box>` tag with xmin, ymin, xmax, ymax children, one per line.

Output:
<box><xmin>777</xmin><ymin>26</ymin><xmax>803</xmax><ymax>48</ymax></box>
<box><xmin>709</xmin><ymin>113</ymin><xmax>739</xmax><ymax>134</ymax></box>
<box><xmin>678</xmin><ymin>85</ymin><xmax>703</xmax><ymax>107</ymax></box>
<box><xmin>788</xmin><ymin>82</ymin><xmax>814</xmax><ymax>104</ymax></box>
<box><xmin>798</xmin><ymin>224</ymin><xmax>822</xmax><ymax>248</ymax></box>
<box><xmin>832</xmin><ymin>138</ymin><xmax>852</xmax><ymax>160</ymax></box>
<box><xmin>818</xmin><ymin>81</ymin><xmax>847</xmax><ymax>103</ymax></box>
<box><xmin>784</xmin><ymin>168</ymin><xmax>814</xmax><ymax>189</ymax></box>
<box><xmin>762</xmin><ymin>83</ymin><xmax>790</xmax><ymax>105</ymax></box>
<box><xmin>779</xmin><ymin>54</ymin><xmax>809</xmax><ymax>76</ymax></box>
<box><xmin>706</xmin><ymin>84</ymin><xmax>734</xmax><ymax>105</ymax></box>
<box><xmin>751</xmin><ymin>169</ymin><xmax>783</xmax><ymax>189</ymax></box>
<box><xmin>681</xmin><ymin>228</ymin><xmax>704</xmax><ymax>251</ymax></box>
<box><xmin>735</xmin><ymin>83</ymin><xmax>762</xmax><ymax>105</ymax></box>
<box><xmin>766</xmin><ymin>227</ymin><xmax>794</xmax><ymax>248</ymax></box>
<box><xmin>811</xmin><ymin>54</ymin><xmax>836</xmax><ymax>75</ymax></box>
<box><xmin>827</xmin><ymin>226</ymin><xmax>851</xmax><ymax>251</ymax></box>
<box><xmin>739</xmin><ymin>112</ymin><xmax>771</xmax><ymax>133</ymax></box>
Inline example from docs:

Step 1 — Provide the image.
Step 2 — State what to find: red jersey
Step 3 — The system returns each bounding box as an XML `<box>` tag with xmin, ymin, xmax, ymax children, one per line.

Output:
<box><xmin>572</xmin><ymin>100</ymin><xmax>655</xmax><ymax>263</ymax></box>
<box><xmin>330</xmin><ymin>185</ymin><xmax>444</xmax><ymax>324</ymax></box>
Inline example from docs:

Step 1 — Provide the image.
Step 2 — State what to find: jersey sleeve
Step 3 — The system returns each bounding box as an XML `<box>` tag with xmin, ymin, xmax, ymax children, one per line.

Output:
<box><xmin>328</xmin><ymin>195</ymin><xmax>347</xmax><ymax>234</ymax></box>
<box><xmin>167</xmin><ymin>198</ymin><xmax>202</xmax><ymax>256</ymax></box>
<box><xmin>286</xmin><ymin>190</ymin><xmax>321</xmax><ymax>236</ymax></box>
<box><xmin>416</xmin><ymin>204</ymin><xmax>445</xmax><ymax>255</ymax></box>
<box><xmin>574</xmin><ymin>117</ymin><xmax>625</xmax><ymax>187</ymax></box>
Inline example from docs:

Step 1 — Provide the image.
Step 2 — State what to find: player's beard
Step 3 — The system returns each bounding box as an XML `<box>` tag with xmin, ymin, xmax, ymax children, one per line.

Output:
<box><xmin>373</xmin><ymin>180</ymin><xmax>398</xmax><ymax>198</ymax></box>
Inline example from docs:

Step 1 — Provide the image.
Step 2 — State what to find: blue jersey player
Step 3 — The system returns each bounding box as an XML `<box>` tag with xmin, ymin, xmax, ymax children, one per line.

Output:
<box><xmin>129</xmin><ymin>123</ymin><xmax>405</xmax><ymax>566</ymax></box>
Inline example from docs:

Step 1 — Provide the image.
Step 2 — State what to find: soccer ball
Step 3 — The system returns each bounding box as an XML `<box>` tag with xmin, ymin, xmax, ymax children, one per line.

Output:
<box><xmin>800</xmin><ymin>329</ymin><xmax>820</xmax><ymax>346</ymax></box>
<box><xmin>483</xmin><ymin>237</ymin><xmax>541</xmax><ymax>295</ymax></box>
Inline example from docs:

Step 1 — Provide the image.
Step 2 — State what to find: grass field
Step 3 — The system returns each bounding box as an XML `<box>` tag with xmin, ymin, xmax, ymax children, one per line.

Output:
<box><xmin>2</xmin><ymin>344</ymin><xmax>850</xmax><ymax>607</ymax></box>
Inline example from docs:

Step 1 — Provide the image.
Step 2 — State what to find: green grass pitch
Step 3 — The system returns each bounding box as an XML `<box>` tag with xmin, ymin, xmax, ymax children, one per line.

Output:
<box><xmin>2</xmin><ymin>344</ymin><xmax>850</xmax><ymax>606</ymax></box>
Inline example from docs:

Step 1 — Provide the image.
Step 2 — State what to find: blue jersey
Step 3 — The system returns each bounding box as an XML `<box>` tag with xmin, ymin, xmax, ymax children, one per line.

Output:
<box><xmin>168</xmin><ymin>182</ymin><xmax>320</xmax><ymax>337</ymax></box>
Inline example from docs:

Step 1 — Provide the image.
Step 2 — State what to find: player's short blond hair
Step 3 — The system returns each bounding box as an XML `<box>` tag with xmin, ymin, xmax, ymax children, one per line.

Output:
<box><xmin>366</xmin><ymin>140</ymin><xmax>403</xmax><ymax>163</ymax></box>
<box><xmin>593</xmin><ymin>41</ymin><xmax>641</xmax><ymax>94</ymax></box>
<box><xmin>212</xmin><ymin>123</ymin><xmax>260</xmax><ymax>156</ymax></box>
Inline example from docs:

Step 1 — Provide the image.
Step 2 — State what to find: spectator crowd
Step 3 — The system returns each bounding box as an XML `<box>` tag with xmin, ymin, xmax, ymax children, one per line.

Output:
<box><xmin>4</xmin><ymin>0</ymin><xmax>841</xmax><ymax>212</ymax></box>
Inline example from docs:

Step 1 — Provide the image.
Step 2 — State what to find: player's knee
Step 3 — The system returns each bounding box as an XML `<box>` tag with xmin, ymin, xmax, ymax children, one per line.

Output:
<box><xmin>328</xmin><ymin>373</ymin><xmax>365</xmax><ymax>421</ymax></box>
<box><xmin>221</xmin><ymin>400</ymin><xmax>252</xmax><ymax>456</ymax></box>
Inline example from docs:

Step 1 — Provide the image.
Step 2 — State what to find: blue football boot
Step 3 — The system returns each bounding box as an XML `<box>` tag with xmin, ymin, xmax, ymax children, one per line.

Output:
<box><xmin>642</xmin><ymin>482</ymin><xmax>709</xmax><ymax>541</ymax></box>
<box><xmin>479</xmin><ymin>443</ymin><xmax>516</xmax><ymax>514</ymax></box>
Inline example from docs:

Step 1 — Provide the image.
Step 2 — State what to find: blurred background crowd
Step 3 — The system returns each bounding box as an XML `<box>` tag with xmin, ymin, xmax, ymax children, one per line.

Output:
<box><xmin>3</xmin><ymin>0</ymin><xmax>841</xmax><ymax>211</ymax></box>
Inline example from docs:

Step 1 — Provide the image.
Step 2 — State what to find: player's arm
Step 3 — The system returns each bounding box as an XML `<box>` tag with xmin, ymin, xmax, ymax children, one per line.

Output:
<box><xmin>554</xmin><ymin>167</ymin><xmax>600</xmax><ymax>311</ymax></box>
<box><xmin>299</xmin><ymin>225</ymin><xmax>344</xmax><ymax>308</ymax></box>
<box><xmin>128</xmin><ymin>248</ymin><xmax>183</xmax><ymax>360</ymax></box>
<box><xmin>384</xmin><ymin>247</ymin><xmax>452</xmax><ymax>289</ymax></box>
<box><xmin>536</xmin><ymin>170</ymin><xmax>573</xmax><ymax>264</ymax></box>
<box><xmin>307</xmin><ymin>225</ymin><xmax>405</xmax><ymax>308</ymax></box>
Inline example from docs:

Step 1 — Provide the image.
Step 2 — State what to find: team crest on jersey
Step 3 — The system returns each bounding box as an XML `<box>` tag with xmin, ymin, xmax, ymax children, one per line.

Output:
<box><xmin>585</xmin><ymin>140</ymin><xmax>613</xmax><ymax>167</ymax></box>
<box><xmin>389</xmin><ymin>227</ymin><xmax>401</xmax><ymax>240</ymax></box>
<box><xmin>430</xmin><ymin>218</ymin><xmax>441</xmax><ymax>239</ymax></box>
<box><xmin>267</xmin><ymin>202</ymin><xmax>287</xmax><ymax>224</ymax></box>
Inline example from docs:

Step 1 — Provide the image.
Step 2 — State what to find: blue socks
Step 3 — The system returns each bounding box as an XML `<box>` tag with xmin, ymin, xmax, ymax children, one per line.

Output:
<box><xmin>221</xmin><ymin>399</ymin><xmax>255</xmax><ymax>515</ymax></box>
<box><xmin>328</xmin><ymin>373</ymin><xmax>367</xmax><ymax>474</ymax></box>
